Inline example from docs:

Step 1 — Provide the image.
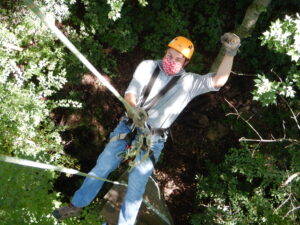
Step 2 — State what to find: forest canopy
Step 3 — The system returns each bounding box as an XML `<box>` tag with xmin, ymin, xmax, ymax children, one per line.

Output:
<box><xmin>0</xmin><ymin>0</ymin><xmax>299</xmax><ymax>224</ymax></box>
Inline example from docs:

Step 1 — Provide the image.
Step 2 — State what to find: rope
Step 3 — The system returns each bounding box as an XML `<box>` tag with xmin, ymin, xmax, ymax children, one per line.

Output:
<box><xmin>0</xmin><ymin>154</ymin><xmax>127</xmax><ymax>186</ymax></box>
<box><xmin>0</xmin><ymin>154</ymin><xmax>172</xmax><ymax>224</ymax></box>
<box><xmin>23</xmin><ymin>0</ymin><xmax>138</xmax><ymax>119</ymax></box>
<box><xmin>143</xmin><ymin>200</ymin><xmax>172</xmax><ymax>225</ymax></box>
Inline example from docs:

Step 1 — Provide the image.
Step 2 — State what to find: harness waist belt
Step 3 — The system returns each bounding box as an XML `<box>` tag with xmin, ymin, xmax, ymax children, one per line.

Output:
<box><xmin>121</xmin><ymin>116</ymin><xmax>168</xmax><ymax>137</ymax></box>
<box><xmin>150</xmin><ymin>128</ymin><xmax>168</xmax><ymax>136</ymax></box>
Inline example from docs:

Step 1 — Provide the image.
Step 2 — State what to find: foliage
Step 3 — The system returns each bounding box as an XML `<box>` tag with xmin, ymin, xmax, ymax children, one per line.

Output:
<box><xmin>190</xmin><ymin>0</ymin><xmax>224</xmax><ymax>53</ymax></box>
<box><xmin>0</xmin><ymin>1</ymin><xmax>101</xmax><ymax>224</ymax></box>
<box><xmin>253</xmin><ymin>14</ymin><xmax>300</xmax><ymax>106</ymax></box>
<box><xmin>0</xmin><ymin>161</ymin><xmax>60</xmax><ymax>225</ymax></box>
<box><xmin>191</xmin><ymin>146</ymin><xmax>300</xmax><ymax>225</ymax></box>
<box><xmin>0</xmin><ymin>2</ymin><xmax>67</xmax><ymax>153</ymax></box>
<box><xmin>192</xmin><ymin>11</ymin><xmax>300</xmax><ymax>225</ymax></box>
<box><xmin>107</xmin><ymin>0</ymin><xmax>148</xmax><ymax>21</ymax></box>
<box><xmin>0</xmin><ymin>160</ymin><xmax>105</xmax><ymax>225</ymax></box>
<box><xmin>262</xmin><ymin>14</ymin><xmax>300</xmax><ymax>63</ymax></box>
<box><xmin>1</xmin><ymin>0</ymin><xmax>300</xmax><ymax>224</ymax></box>
<box><xmin>67</xmin><ymin>0</ymin><xmax>233</xmax><ymax>73</ymax></box>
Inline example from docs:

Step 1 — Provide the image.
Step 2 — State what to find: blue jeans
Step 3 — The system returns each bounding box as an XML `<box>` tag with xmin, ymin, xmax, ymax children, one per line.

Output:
<box><xmin>71</xmin><ymin>120</ymin><xmax>166</xmax><ymax>225</ymax></box>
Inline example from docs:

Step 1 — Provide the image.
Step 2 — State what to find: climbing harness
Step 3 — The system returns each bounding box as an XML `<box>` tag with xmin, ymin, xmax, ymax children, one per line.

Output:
<box><xmin>109</xmin><ymin>65</ymin><xmax>180</xmax><ymax>169</ymax></box>
<box><xmin>139</xmin><ymin>66</ymin><xmax>160</xmax><ymax>107</ymax></box>
<box><xmin>140</xmin><ymin>66</ymin><xmax>181</xmax><ymax>112</ymax></box>
<box><xmin>112</xmin><ymin>119</ymin><xmax>169</xmax><ymax>170</ymax></box>
<box><xmin>111</xmin><ymin>117</ymin><xmax>155</xmax><ymax>170</ymax></box>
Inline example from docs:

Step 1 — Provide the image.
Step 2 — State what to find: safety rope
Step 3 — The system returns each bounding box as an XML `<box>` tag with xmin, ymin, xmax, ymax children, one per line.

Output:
<box><xmin>23</xmin><ymin>0</ymin><xmax>138</xmax><ymax>120</ymax></box>
<box><xmin>0</xmin><ymin>154</ymin><xmax>127</xmax><ymax>186</ymax></box>
<box><xmin>0</xmin><ymin>154</ymin><xmax>172</xmax><ymax>225</ymax></box>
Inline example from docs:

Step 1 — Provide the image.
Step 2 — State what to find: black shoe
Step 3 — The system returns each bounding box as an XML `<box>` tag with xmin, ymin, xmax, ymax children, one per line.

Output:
<box><xmin>52</xmin><ymin>203</ymin><xmax>82</xmax><ymax>220</ymax></box>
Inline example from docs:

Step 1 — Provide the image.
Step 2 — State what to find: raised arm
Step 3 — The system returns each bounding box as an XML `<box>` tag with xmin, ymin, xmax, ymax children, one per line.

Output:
<box><xmin>212</xmin><ymin>33</ymin><xmax>240</xmax><ymax>89</ymax></box>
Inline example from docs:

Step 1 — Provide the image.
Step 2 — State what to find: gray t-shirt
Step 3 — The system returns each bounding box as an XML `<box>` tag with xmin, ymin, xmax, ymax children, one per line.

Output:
<box><xmin>125</xmin><ymin>60</ymin><xmax>219</xmax><ymax>129</ymax></box>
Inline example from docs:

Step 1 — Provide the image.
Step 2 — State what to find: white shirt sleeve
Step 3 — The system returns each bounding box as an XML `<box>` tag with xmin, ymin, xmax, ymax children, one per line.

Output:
<box><xmin>189</xmin><ymin>72</ymin><xmax>220</xmax><ymax>99</ymax></box>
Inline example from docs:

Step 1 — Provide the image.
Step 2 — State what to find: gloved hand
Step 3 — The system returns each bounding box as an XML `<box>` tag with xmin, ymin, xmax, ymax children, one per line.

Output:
<box><xmin>127</xmin><ymin>107</ymin><xmax>148</xmax><ymax>128</ymax></box>
<box><xmin>221</xmin><ymin>33</ymin><xmax>241</xmax><ymax>56</ymax></box>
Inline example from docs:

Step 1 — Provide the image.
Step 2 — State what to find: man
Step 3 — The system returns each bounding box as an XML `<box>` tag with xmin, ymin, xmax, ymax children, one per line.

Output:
<box><xmin>53</xmin><ymin>33</ymin><xmax>240</xmax><ymax>225</ymax></box>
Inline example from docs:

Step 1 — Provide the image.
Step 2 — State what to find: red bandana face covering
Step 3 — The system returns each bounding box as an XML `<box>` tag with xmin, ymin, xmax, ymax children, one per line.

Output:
<box><xmin>162</xmin><ymin>56</ymin><xmax>183</xmax><ymax>76</ymax></box>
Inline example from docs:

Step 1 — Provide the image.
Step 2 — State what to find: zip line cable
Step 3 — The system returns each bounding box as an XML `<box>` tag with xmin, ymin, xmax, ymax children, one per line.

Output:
<box><xmin>0</xmin><ymin>154</ymin><xmax>127</xmax><ymax>186</ymax></box>
<box><xmin>23</xmin><ymin>0</ymin><xmax>138</xmax><ymax>119</ymax></box>
<box><xmin>0</xmin><ymin>154</ymin><xmax>172</xmax><ymax>224</ymax></box>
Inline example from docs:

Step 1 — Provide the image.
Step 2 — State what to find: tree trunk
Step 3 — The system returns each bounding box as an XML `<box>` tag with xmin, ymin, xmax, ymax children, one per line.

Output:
<box><xmin>210</xmin><ymin>0</ymin><xmax>272</xmax><ymax>72</ymax></box>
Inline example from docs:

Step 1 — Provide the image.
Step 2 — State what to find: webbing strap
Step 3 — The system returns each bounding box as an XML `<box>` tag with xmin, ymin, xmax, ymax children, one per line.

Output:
<box><xmin>148</xmin><ymin>150</ymin><xmax>156</xmax><ymax>166</ymax></box>
<box><xmin>109</xmin><ymin>133</ymin><xmax>129</xmax><ymax>143</ymax></box>
<box><xmin>109</xmin><ymin>131</ymin><xmax>157</xmax><ymax>166</ymax></box>
<box><xmin>140</xmin><ymin>65</ymin><xmax>181</xmax><ymax>112</ymax></box>
<box><xmin>144</xmin><ymin>75</ymin><xmax>180</xmax><ymax>112</ymax></box>
<box><xmin>140</xmin><ymin>66</ymin><xmax>160</xmax><ymax>107</ymax></box>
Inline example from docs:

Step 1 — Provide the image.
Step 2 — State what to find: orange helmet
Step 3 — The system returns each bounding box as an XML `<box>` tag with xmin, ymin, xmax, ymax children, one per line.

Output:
<box><xmin>168</xmin><ymin>36</ymin><xmax>194</xmax><ymax>60</ymax></box>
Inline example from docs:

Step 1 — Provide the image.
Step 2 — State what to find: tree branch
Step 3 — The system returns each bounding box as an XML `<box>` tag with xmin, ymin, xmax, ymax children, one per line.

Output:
<box><xmin>280</xmin><ymin>96</ymin><xmax>300</xmax><ymax>130</ymax></box>
<box><xmin>281</xmin><ymin>172</ymin><xmax>300</xmax><ymax>187</ymax></box>
<box><xmin>285</xmin><ymin>205</ymin><xmax>300</xmax><ymax>218</ymax></box>
<box><xmin>2</xmin><ymin>42</ymin><xmax>23</xmax><ymax>51</ymax></box>
<box><xmin>225</xmin><ymin>98</ymin><xmax>263</xmax><ymax>139</ymax></box>
<box><xmin>225</xmin><ymin>98</ymin><xmax>299</xmax><ymax>144</ymax></box>
<box><xmin>210</xmin><ymin>0</ymin><xmax>272</xmax><ymax>72</ymax></box>
<box><xmin>231</xmin><ymin>70</ymin><xmax>257</xmax><ymax>76</ymax></box>
<box><xmin>239</xmin><ymin>137</ymin><xmax>299</xmax><ymax>143</ymax></box>
<box><xmin>275</xmin><ymin>193</ymin><xmax>292</xmax><ymax>212</ymax></box>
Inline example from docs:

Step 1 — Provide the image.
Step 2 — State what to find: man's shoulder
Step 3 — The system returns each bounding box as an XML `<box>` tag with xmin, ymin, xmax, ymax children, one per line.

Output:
<box><xmin>133</xmin><ymin>60</ymin><xmax>159</xmax><ymax>80</ymax></box>
<box><xmin>139</xmin><ymin>59</ymin><xmax>158</xmax><ymax>68</ymax></box>
<box><xmin>135</xmin><ymin>60</ymin><xmax>160</xmax><ymax>76</ymax></box>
